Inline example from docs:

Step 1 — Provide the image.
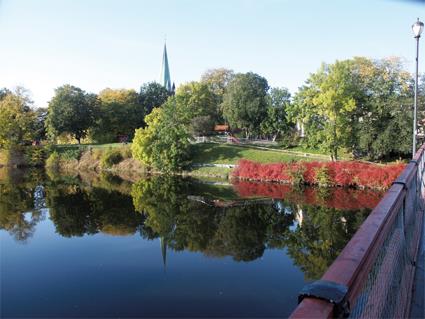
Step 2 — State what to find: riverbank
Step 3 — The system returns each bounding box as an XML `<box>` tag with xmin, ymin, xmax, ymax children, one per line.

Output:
<box><xmin>2</xmin><ymin>142</ymin><xmax>407</xmax><ymax>190</ymax></box>
<box><xmin>43</xmin><ymin>142</ymin><xmax>324</xmax><ymax>180</ymax></box>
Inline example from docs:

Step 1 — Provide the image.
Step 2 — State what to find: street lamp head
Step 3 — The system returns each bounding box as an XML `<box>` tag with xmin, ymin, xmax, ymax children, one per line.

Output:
<box><xmin>412</xmin><ymin>18</ymin><xmax>424</xmax><ymax>38</ymax></box>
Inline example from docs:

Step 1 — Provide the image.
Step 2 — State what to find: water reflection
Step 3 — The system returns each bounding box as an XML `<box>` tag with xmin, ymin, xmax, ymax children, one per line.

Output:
<box><xmin>0</xmin><ymin>169</ymin><xmax>376</xmax><ymax>279</ymax></box>
<box><xmin>0</xmin><ymin>169</ymin><xmax>46</xmax><ymax>242</ymax></box>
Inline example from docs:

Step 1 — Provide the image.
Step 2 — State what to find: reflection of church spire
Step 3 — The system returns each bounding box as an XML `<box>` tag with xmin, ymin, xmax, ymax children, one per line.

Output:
<box><xmin>160</xmin><ymin>42</ymin><xmax>172</xmax><ymax>92</ymax></box>
<box><xmin>160</xmin><ymin>237</ymin><xmax>167</xmax><ymax>272</ymax></box>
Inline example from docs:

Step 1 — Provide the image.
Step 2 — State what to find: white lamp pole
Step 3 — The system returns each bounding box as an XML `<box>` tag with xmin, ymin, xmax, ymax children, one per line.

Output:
<box><xmin>412</xmin><ymin>18</ymin><xmax>424</xmax><ymax>157</ymax></box>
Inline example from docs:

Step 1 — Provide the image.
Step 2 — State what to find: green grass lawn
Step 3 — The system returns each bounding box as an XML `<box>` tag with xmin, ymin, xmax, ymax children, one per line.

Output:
<box><xmin>187</xmin><ymin>166</ymin><xmax>233</xmax><ymax>179</ymax></box>
<box><xmin>190</xmin><ymin>143</ymin><xmax>322</xmax><ymax>164</ymax></box>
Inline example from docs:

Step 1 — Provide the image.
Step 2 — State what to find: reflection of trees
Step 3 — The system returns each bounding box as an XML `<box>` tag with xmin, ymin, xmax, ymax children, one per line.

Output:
<box><xmin>284</xmin><ymin>205</ymin><xmax>369</xmax><ymax>280</ymax></box>
<box><xmin>2</xmin><ymin>168</ymin><xmax>374</xmax><ymax>276</ymax></box>
<box><xmin>0</xmin><ymin>171</ymin><xmax>45</xmax><ymax>243</ymax></box>
<box><xmin>131</xmin><ymin>176</ymin><xmax>293</xmax><ymax>262</ymax></box>
<box><xmin>131</xmin><ymin>176</ymin><xmax>372</xmax><ymax>270</ymax></box>
<box><xmin>48</xmin><ymin>183</ymin><xmax>143</xmax><ymax>237</ymax></box>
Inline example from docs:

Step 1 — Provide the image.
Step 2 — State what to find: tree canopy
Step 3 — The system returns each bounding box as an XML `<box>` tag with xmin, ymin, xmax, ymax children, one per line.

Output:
<box><xmin>260</xmin><ymin>87</ymin><xmax>292</xmax><ymax>141</ymax></box>
<box><xmin>139</xmin><ymin>82</ymin><xmax>170</xmax><ymax>120</ymax></box>
<box><xmin>91</xmin><ymin>88</ymin><xmax>141</xmax><ymax>143</ymax></box>
<box><xmin>0</xmin><ymin>89</ymin><xmax>35</xmax><ymax>148</ymax></box>
<box><xmin>222</xmin><ymin>72</ymin><xmax>269</xmax><ymax>138</ymax></box>
<box><xmin>132</xmin><ymin>98</ymin><xmax>191</xmax><ymax>172</ymax></box>
<box><xmin>46</xmin><ymin>85</ymin><xmax>99</xmax><ymax>144</ymax></box>
<box><xmin>291</xmin><ymin>57</ymin><xmax>415</xmax><ymax>160</ymax></box>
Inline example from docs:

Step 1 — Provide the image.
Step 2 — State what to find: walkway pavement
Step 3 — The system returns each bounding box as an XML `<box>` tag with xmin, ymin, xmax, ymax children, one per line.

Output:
<box><xmin>410</xmin><ymin>211</ymin><xmax>425</xmax><ymax>318</ymax></box>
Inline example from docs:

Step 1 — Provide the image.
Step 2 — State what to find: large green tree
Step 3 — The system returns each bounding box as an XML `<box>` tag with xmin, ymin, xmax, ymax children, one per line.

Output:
<box><xmin>291</xmin><ymin>57</ymin><xmax>415</xmax><ymax>160</ymax></box>
<box><xmin>92</xmin><ymin>88</ymin><xmax>141</xmax><ymax>143</ymax></box>
<box><xmin>175</xmin><ymin>81</ymin><xmax>217</xmax><ymax>135</ymax></box>
<box><xmin>46</xmin><ymin>85</ymin><xmax>98</xmax><ymax>144</ymax></box>
<box><xmin>260</xmin><ymin>87</ymin><xmax>292</xmax><ymax>141</ymax></box>
<box><xmin>0</xmin><ymin>89</ymin><xmax>35</xmax><ymax>148</ymax></box>
<box><xmin>139</xmin><ymin>82</ymin><xmax>170</xmax><ymax>121</ymax></box>
<box><xmin>201</xmin><ymin>68</ymin><xmax>235</xmax><ymax>122</ymax></box>
<box><xmin>175</xmin><ymin>81</ymin><xmax>217</xmax><ymax>121</ymax></box>
<box><xmin>351</xmin><ymin>57</ymin><xmax>413</xmax><ymax>159</ymax></box>
<box><xmin>291</xmin><ymin>60</ymin><xmax>358</xmax><ymax>160</ymax></box>
<box><xmin>221</xmin><ymin>72</ymin><xmax>269</xmax><ymax>138</ymax></box>
<box><xmin>132</xmin><ymin>98</ymin><xmax>191</xmax><ymax>172</ymax></box>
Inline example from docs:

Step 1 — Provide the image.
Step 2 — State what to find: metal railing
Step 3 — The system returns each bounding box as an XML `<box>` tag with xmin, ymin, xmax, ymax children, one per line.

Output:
<box><xmin>290</xmin><ymin>144</ymin><xmax>425</xmax><ymax>318</ymax></box>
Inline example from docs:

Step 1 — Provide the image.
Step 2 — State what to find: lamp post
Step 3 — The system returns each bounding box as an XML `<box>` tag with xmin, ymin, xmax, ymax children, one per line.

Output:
<box><xmin>412</xmin><ymin>18</ymin><xmax>424</xmax><ymax>157</ymax></box>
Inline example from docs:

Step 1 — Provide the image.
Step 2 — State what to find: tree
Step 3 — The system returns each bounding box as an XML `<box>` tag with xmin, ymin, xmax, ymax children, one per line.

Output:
<box><xmin>92</xmin><ymin>88</ymin><xmax>141</xmax><ymax>143</ymax></box>
<box><xmin>201</xmin><ymin>68</ymin><xmax>235</xmax><ymax>121</ymax></box>
<box><xmin>0</xmin><ymin>90</ymin><xmax>35</xmax><ymax>148</ymax></box>
<box><xmin>221</xmin><ymin>72</ymin><xmax>269</xmax><ymax>138</ymax></box>
<box><xmin>139</xmin><ymin>82</ymin><xmax>170</xmax><ymax>121</ymax></box>
<box><xmin>132</xmin><ymin>98</ymin><xmax>191</xmax><ymax>172</ymax></box>
<box><xmin>260</xmin><ymin>87</ymin><xmax>292</xmax><ymax>141</ymax></box>
<box><xmin>175</xmin><ymin>81</ymin><xmax>217</xmax><ymax>122</ymax></box>
<box><xmin>33</xmin><ymin>108</ymin><xmax>48</xmax><ymax>142</ymax></box>
<box><xmin>291</xmin><ymin>57</ymin><xmax>415</xmax><ymax>160</ymax></box>
<box><xmin>291</xmin><ymin>61</ymin><xmax>357</xmax><ymax>160</ymax></box>
<box><xmin>46</xmin><ymin>85</ymin><xmax>98</xmax><ymax>144</ymax></box>
<box><xmin>190</xmin><ymin>115</ymin><xmax>215</xmax><ymax>136</ymax></box>
<box><xmin>351</xmin><ymin>57</ymin><xmax>413</xmax><ymax>159</ymax></box>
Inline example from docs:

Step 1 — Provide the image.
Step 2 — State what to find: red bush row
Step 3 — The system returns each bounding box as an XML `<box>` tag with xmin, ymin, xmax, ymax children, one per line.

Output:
<box><xmin>232</xmin><ymin>180</ymin><xmax>383</xmax><ymax>210</ymax></box>
<box><xmin>232</xmin><ymin>159</ymin><xmax>406</xmax><ymax>189</ymax></box>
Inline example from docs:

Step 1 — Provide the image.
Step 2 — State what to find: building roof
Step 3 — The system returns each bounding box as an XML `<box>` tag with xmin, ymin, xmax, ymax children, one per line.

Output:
<box><xmin>160</xmin><ymin>43</ymin><xmax>172</xmax><ymax>92</ymax></box>
<box><xmin>214</xmin><ymin>124</ymin><xmax>229</xmax><ymax>132</ymax></box>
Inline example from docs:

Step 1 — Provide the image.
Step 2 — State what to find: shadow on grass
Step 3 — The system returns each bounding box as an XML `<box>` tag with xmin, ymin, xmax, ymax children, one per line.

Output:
<box><xmin>190</xmin><ymin>143</ymin><xmax>246</xmax><ymax>163</ymax></box>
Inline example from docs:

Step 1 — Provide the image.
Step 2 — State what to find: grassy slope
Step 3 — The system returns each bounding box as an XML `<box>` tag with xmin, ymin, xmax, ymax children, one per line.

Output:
<box><xmin>56</xmin><ymin>142</ymin><xmax>324</xmax><ymax>164</ymax></box>
<box><xmin>190</xmin><ymin>143</ymin><xmax>323</xmax><ymax>164</ymax></box>
<box><xmin>51</xmin><ymin>142</ymin><xmax>328</xmax><ymax>179</ymax></box>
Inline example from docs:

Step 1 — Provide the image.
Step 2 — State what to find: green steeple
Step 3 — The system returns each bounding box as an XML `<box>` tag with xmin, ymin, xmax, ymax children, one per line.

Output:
<box><xmin>160</xmin><ymin>43</ymin><xmax>172</xmax><ymax>92</ymax></box>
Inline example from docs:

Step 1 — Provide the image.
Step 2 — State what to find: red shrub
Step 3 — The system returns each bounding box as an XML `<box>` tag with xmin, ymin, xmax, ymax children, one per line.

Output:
<box><xmin>232</xmin><ymin>159</ymin><xmax>406</xmax><ymax>190</ymax></box>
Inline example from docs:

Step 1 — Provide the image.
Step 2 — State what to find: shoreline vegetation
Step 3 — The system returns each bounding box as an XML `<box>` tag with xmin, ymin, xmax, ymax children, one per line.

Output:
<box><xmin>0</xmin><ymin>142</ymin><xmax>406</xmax><ymax>190</ymax></box>
<box><xmin>2</xmin><ymin>58</ymin><xmax>421</xmax><ymax>192</ymax></box>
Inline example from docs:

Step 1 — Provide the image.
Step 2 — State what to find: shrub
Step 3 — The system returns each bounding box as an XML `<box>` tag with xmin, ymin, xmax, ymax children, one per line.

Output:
<box><xmin>233</xmin><ymin>159</ymin><xmax>406</xmax><ymax>189</ymax></box>
<box><xmin>24</xmin><ymin>146</ymin><xmax>46</xmax><ymax>167</ymax></box>
<box><xmin>118</xmin><ymin>146</ymin><xmax>132</xmax><ymax>159</ymax></box>
<box><xmin>45</xmin><ymin>151</ymin><xmax>60</xmax><ymax>170</ymax></box>
<box><xmin>100</xmin><ymin>149</ymin><xmax>123</xmax><ymax>168</ymax></box>
<box><xmin>286</xmin><ymin>163</ymin><xmax>306</xmax><ymax>185</ymax></box>
<box><xmin>60</xmin><ymin>148</ymin><xmax>81</xmax><ymax>160</ymax></box>
<box><xmin>314</xmin><ymin>166</ymin><xmax>330</xmax><ymax>186</ymax></box>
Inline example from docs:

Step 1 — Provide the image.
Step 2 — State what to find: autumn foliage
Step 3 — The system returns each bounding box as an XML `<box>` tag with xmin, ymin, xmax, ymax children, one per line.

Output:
<box><xmin>232</xmin><ymin>159</ymin><xmax>405</xmax><ymax>189</ymax></box>
<box><xmin>232</xmin><ymin>180</ymin><xmax>383</xmax><ymax>210</ymax></box>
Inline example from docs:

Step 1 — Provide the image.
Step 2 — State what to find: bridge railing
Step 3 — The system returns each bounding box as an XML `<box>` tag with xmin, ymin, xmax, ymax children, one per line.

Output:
<box><xmin>290</xmin><ymin>144</ymin><xmax>425</xmax><ymax>319</ymax></box>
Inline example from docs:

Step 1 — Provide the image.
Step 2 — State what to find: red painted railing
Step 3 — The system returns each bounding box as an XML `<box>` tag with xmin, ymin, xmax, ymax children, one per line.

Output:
<box><xmin>290</xmin><ymin>144</ymin><xmax>425</xmax><ymax>318</ymax></box>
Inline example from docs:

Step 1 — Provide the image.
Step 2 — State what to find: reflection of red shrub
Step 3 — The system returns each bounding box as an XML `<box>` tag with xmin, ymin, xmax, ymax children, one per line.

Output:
<box><xmin>232</xmin><ymin>180</ymin><xmax>383</xmax><ymax>210</ymax></box>
<box><xmin>232</xmin><ymin>160</ymin><xmax>405</xmax><ymax>190</ymax></box>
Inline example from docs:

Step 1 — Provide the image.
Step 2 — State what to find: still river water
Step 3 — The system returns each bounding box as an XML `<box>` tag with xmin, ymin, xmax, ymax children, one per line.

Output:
<box><xmin>0</xmin><ymin>168</ymin><xmax>383</xmax><ymax>318</ymax></box>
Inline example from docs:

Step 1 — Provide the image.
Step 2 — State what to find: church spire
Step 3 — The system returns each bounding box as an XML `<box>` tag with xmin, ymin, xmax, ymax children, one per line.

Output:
<box><xmin>160</xmin><ymin>43</ymin><xmax>172</xmax><ymax>92</ymax></box>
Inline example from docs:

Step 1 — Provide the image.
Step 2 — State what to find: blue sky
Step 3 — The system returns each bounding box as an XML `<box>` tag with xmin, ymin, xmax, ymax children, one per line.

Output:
<box><xmin>0</xmin><ymin>0</ymin><xmax>424</xmax><ymax>108</ymax></box>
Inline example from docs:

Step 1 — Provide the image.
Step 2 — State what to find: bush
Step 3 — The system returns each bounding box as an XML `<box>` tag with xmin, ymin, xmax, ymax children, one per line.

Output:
<box><xmin>118</xmin><ymin>146</ymin><xmax>132</xmax><ymax>159</ymax></box>
<box><xmin>60</xmin><ymin>148</ymin><xmax>81</xmax><ymax>160</ymax></box>
<box><xmin>278</xmin><ymin>130</ymin><xmax>300</xmax><ymax>148</ymax></box>
<box><xmin>45</xmin><ymin>151</ymin><xmax>60</xmax><ymax>170</ymax></box>
<box><xmin>24</xmin><ymin>146</ymin><xmax>46</xmax><ymax>167</ymax></box>
<box><xmin>233</xmin><ymin>159</ymin><xmax>406</xmax><ymax>189</ymax></box>
<box><xmin>100</xmin><ymin>149</ymin><xmax>123</xmax><ymax>168</ymax></box>
<box><xmin>287</xmin><ymin>163</ymin><xmax>306</xmax><ymax>185</ymax></box>
<box><xmin>314</xmin><ymin>166</ymin><xmax>330</xmax><ymax>186</ymax></box>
